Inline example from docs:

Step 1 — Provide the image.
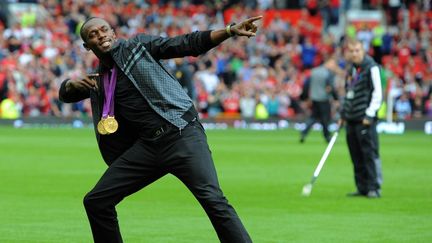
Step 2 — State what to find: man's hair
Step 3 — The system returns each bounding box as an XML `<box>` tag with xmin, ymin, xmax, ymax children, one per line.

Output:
<box><xmin>79</xmin><ymin>17</ymin><xmax>98</xmax><ymax>42</ymax></box>
<box><xmin>346</xmin><ymin>38</ymin><xmax>363</xmax><ymax>48</ymax></box>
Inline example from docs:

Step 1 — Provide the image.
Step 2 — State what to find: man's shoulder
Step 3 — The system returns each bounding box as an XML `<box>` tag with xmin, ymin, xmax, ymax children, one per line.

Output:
<box><xmin>115</xmin><ymin>34</ymin><xmax>153</xmax><ymax>45</ymax></box>
<box><xmin>310</xmin><ymin>65</ymin><xmax>327</xmax><ymax>77</ymax></box>
<box><xmin>132</xmin><ymin>33</ymin><xmax>163</xmax><ymax>44</ymax></box>
<box><xmin>112</xmin><ymin>35</ymin><xmax>151</xmax><ymax>52</ymax></box>
<box><xmin>364</xmin><ymin>55</ymin><xmax>378</xmax><ymax>67</ymax></box>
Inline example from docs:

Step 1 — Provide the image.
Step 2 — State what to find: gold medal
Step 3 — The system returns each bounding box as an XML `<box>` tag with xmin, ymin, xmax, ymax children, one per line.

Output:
<box><xmin>103</xmin><ymin>116</ymin><xmax>118</xmax><ymax>134</ymax></box>
<box><xmin>97</xmin><ymin>119</ymin><xmax>108</xmax><ymax>135</ymax></box>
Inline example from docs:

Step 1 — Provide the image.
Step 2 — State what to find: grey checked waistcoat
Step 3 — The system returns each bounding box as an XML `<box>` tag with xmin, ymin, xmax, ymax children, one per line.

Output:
<box><xmin>103</xmin><ymin>31</ymin><xmax>215</xmax><ymax>129</ymax></box>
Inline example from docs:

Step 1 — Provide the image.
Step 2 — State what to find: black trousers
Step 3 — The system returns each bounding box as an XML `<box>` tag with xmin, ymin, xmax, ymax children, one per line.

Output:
<box><xmin>301</xmin><ymin>100</ymin><xmax>331</xmax><ymax>142</ymax></box>
<box><xmin>83</xmin><ymin>120</ymin><xmax>251</xmax><ymax>243</ymax></box>
<box><xmin>345</xmin><ymin>121</ymin><xmax>383</xmax><ymax>194</ymax></box>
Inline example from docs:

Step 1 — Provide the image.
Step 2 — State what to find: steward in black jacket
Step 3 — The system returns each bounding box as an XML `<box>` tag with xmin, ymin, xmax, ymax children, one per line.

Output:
<box><xmin>340</xmin><ymin>39</ymin><xmax>383</xmax><ymax>199</ymax></box>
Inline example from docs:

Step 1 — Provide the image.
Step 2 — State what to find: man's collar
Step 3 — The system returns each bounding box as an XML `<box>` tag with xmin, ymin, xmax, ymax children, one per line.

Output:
<box><xmin>109</xmin><ymin>38</ymin><xmax>124</xmax><ymax>53</ymax></box>
<box><xmin>353</xmin><ymin>56</ymin><xmax>367</xmax><ymax>68</ymax></box>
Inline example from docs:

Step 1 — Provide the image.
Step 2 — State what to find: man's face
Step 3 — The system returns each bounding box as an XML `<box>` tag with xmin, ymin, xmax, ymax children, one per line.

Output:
<box><xmin>347</xmin><ymin>42</ymin><xmax>365</xmax><ymax>65</ymax></box>
<box><xmin>82</xmin><ymin>18</ymin><xmax>116</xmax><ymax>55</ymax></box>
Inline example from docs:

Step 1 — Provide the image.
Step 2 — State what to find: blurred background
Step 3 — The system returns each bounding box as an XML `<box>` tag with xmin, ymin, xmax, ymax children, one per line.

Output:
<box><xmin>0</xmin><ymin>0</ymin><xmax>431</xmax><ymax>132</ymax></box>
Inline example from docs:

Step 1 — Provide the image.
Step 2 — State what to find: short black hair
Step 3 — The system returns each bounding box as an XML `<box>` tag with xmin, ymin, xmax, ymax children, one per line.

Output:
<box><xmin>79</xmin><ymin>17</ymin><xmax>98</xmax><ymax>41</ymax></box>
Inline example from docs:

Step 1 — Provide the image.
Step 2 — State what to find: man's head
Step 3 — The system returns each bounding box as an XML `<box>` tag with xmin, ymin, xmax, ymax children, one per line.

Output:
<box><xmin>346</xmin><ymin>39</ymin><xmax>365</xmax><ymax>65</ymax></box>
<box><xmin>324</xmin><ymin>57</ymin><xmax>337</xmax><ymax>70</ymax></box>
<box><xmin>80</xmin><ymin>17</ymin><xmax>116</xmax><ymax>56</ymax></box>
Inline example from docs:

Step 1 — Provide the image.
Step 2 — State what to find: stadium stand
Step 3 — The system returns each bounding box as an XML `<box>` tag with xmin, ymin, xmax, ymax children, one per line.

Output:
<box><xmin>0</xmin><ymin>0</ymin><xmax>431</xmax><ymax>122</ymax></box>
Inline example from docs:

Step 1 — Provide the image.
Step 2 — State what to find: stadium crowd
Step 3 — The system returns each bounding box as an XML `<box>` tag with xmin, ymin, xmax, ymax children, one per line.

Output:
<box><xmin>0</xmin><ymin>0</ymin><xmax>431</xmax><ymax>121</ymax></box>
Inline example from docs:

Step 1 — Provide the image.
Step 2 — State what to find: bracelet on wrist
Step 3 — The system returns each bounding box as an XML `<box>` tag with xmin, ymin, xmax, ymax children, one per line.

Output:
<box><xmin>226</xmin><ymin>23</ymin><xmax>236</xmax><ymax>37</ymax></box>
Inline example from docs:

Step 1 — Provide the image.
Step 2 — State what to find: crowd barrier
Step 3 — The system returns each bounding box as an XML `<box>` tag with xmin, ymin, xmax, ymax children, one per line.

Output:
<box><xmin>1</xmin><ymin>117</ymin><xmax>431</xmax><ymax>135</ymax></box>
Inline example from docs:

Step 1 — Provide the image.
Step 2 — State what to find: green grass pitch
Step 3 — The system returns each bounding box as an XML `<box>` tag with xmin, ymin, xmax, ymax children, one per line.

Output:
<box><xmin>0</xmin><ymin>126</ymin><xmax>431</xmax><ymax>242</ymax></box>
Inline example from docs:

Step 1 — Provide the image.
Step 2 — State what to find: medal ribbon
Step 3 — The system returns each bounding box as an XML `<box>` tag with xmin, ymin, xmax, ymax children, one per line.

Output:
<box><xmin>102</xmin><ymin>66</ymin><xmax>117</xmax><ymax>118</ymax></box>
<box><xmin>349</xmin><ymin>67</ymin><xmax>361</xmax><ymax>88</ymax></box>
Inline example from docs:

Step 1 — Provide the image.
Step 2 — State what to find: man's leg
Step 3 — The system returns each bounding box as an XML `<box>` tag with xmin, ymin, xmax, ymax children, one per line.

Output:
<box><xmin>83</xmin><ymin>139</ymin><xmax>165</xmax><ymax>243</ymax></box>
<box><xmin>319</xmin><ymin>101</ymin><xmax>331</xmax><ymax>142</ymax></box>
<box><xmin>301</xmin><ymin>103</ymin><xmax>320</xmax><ymax>143</ymax></box>
<box><xmin>301</xmin><ymin>117</ymin><xmax>316</xmax><ymax>143</ymax></box>
<box><xmin>162</xmin><ymin>121</ymin><xmax>252</xmax><ymax>243</ymax></box>
<box><xmin>346</xmin><ymin>123</ymin><xmax>368</xmax><ymax>194</ymax></box>
<box><xmin>357</xmin><ymin>122</ymin><xmax>383</xmax><ymax>193</ymax></box>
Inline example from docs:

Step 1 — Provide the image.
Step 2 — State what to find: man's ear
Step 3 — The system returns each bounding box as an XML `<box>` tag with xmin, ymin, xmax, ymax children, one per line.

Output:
<box><xmin>112</xmin><ymin>29</ymin><xmax>116</xmax><ymax>39</ymax></box>
<box><xmin>83</xmin><ymin>42</ymin><xmax>90</xmax><ymax>51</ymax></box>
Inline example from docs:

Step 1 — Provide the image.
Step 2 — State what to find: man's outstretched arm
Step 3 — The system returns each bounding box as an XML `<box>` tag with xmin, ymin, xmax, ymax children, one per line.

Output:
<box><xmin>142</xmin><ymin>16</ymin><xmax>262</xmax><ymax>59</ymax></box>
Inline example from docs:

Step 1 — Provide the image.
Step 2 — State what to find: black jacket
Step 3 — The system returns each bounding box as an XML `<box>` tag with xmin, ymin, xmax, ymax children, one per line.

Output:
<box><xmin>341</xmin><ymin>55</ymin><xmax>383</xmax><ymax>122</ymax></box>
<box><xmin>59</xmin><ymin>31</ymin><xmax>215</xmax><ymax>164</ymax></box>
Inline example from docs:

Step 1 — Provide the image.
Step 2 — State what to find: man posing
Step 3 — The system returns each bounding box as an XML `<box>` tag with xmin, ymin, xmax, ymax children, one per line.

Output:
<box><xmin>340</xmin><ymin>39</ymin><xmax>383</xmax><ymax>198</ymax></box>
<box><xmin>59</xmin><ymin>16</ymin><xmax>261</xmax><ymax>242</ymax></box>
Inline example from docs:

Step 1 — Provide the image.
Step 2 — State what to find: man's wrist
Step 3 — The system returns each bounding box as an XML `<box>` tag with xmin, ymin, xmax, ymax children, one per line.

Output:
<box><xmin>65</xmin><ymin>79</ymin><xmax>73</xmax><ymax>92</ymax></box>
<box><xmin>364</xmin><ymin>116</ymin><xmax>374</xmax><ymax>122</ymax></box>
<box><xmin>225</xmin><ymin>23</ymin><xmax>236</xmax><ymax>37</ymax></box>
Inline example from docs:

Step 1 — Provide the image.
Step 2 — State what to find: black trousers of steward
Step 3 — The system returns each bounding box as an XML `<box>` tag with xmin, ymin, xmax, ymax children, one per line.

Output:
<box><xmin>345</xmin><ymin>121</ymin><xmax>383</xmax><ymax>194</ymax></box>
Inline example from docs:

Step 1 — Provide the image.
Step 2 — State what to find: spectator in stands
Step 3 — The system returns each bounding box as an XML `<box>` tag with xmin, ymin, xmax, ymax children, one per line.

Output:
<box><xmin>301</xmin><ymin>37</ymin><xmax>317</xmax><ymax>69</ymax></box>
<box><xmin>371</xmin><ymin>25</ymin><xmax>384</xmax><ymax>64</ymax></box>
<box><xmin>0</xmin><ymin>66</ymin><xmax>7</xmax><ymax>100</ymax></box>
<box><xmin>266</xmin><ymin>90</ymin><xmax>280</xmax><ymax>117</ymax></box>
<box><xmin>206</xmin><ymin>82</ymin><xmax>225</xmax><ymax>117</ymax></box>
<box><xmin>388</xmin><ymin>0</ymin><xmax>402</xmax><ymax>26</ymax></box>
<box><xmin>381</xmin><ymin>29</ymin><xmax>393</xmax><ymax>56</ymax></box>
<box><xmin>356</xmin><ymin>24</ymin><xmax>373</xmax><ymax>52</ymax></box>
<box><xmin>173</xmin><ymin>58</ymin><xmax>196</xmax><ymax>100</ymax></box>
<box><xmin>255</xmin><ymin>94</ymin><xmax>269</xmax><ymax>120</ymax></box>
<box><xmin>0</xmin><ymin>93</ymin><xmax>20</xmax><ymax>119</ymax></box>
<box><xmin>425</xmin><ymin>95</ymin><xmax>432</xmax><ymax>117</ymax></box>
<box><xmin>221</xmin><ymin>86</ymin><xmax>241</xmax><ymax>115</ymax></box>
<box><xmin>305</xmin><ymin>0</ymin><xmax>319</xmax><ymax>16</ymax></box>
<box><xmin>395</xmin><ymin>92</ymin><xmax>412</xmax><ymax>120</ymax></box>
<box><xmin>239</xmin><ymin>88</ymin><xmax>256</xmax><ymax>118</ymax></box>
<box><xmin>329</xmin><ymin>0</ymin><xmax>340</xmax><ymax>26</ymax></box>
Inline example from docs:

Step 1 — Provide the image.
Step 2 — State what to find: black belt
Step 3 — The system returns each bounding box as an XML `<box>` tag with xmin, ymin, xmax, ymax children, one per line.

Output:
<box><xmin>181</xmin><ymin>106</ymin><xmax>198</xmax><ymax>123</ymax></box>
<box><xmin>151</xmin><ymin>106</ymin><xmax>198</xmax><ymax>138</ymax></box>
